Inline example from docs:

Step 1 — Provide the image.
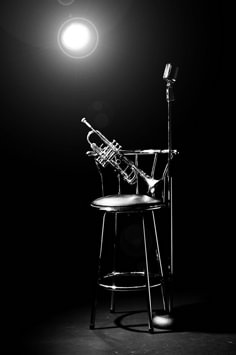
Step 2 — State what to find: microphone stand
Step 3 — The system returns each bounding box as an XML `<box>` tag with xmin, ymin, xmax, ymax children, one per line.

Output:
<box><xmin>152</xmin><ymin>63</ymin><xmax>178</xmax><ymax>330</ymax></box>
<box><xmin>166</xmin><ymin>79</ymin><xmax>175</xmax><ymax>316</ymax></box>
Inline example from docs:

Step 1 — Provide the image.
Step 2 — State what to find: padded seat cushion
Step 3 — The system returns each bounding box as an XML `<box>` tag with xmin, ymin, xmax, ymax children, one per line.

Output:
<box><xmin>91</xmin><ymin>194</ymin><xmax>163</xmax><ymax>212</ymax></box>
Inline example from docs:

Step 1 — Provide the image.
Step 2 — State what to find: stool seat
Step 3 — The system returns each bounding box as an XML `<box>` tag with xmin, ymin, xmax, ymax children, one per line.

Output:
<box><xmin>91</xmin><ymin>194</ymin><xmax>164</xmax><ymax>212</ymax></box>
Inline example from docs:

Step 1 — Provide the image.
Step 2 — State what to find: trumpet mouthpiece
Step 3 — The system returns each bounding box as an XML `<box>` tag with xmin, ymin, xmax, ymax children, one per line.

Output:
<box><xmin>81</xmin><ymin>117</ymin><xmax>94</xmax><ymax>130</ymax></box>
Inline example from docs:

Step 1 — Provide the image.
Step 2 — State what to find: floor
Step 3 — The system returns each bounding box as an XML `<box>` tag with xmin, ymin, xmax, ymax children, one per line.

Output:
<box><xmin>6</xmin><ymin>287</ymin><xmax>236</xmax><ymax>355</ymax></box>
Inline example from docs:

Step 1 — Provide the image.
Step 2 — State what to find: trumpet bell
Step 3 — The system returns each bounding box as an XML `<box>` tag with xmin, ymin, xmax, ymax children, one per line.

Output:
<box><xmin>147</xmin><ymin>179</ymin><xmax>160</xmax><ymax>194</ymax></box>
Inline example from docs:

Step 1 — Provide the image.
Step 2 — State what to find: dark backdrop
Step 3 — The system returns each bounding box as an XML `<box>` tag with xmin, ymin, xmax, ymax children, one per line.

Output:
<box><xmin>1</xmin><ymin>0</ymin><xmax>227</xmax><ymax>338</ymax></box>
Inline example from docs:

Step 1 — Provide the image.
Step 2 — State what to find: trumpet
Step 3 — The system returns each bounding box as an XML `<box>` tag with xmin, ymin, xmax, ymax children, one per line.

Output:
<box><xmin>81</xmin><ymin>117</ymin><xmax>160</xmax><ymax>194</ymax></box>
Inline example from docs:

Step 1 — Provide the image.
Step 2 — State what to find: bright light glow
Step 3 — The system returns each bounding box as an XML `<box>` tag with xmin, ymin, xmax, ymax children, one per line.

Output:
<box><xmin>58</xmin><ymin>17</ymin><xmax>99</xmax><ymax>59</ymax></box>
<box><xmin>61</xmin><ymin>23</ymin><xmax>90</xmax><ymax>50</ymax></box>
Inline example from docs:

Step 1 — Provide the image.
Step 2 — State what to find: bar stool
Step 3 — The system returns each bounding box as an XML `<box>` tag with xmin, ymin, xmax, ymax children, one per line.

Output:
<box><xmin>87</xmin><ymin>149</ymin><xmax>175</xmax><ymax>332</ymax></box>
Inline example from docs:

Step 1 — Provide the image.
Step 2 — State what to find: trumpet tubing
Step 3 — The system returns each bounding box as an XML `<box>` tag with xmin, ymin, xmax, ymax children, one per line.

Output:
<box><xmin>81</xmin><ymin>117</ymin><xmax>160</xmax><ymax>194</ymax></box>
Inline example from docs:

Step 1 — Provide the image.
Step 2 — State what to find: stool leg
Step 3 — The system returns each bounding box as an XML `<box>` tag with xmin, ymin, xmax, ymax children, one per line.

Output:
<box><xmin>142</xmin><ymin>215</ymin><xmax>154</xmax><ymax>333</ymax></box>
<box><xmin>110</xmin><ymin>212</ymin><xmax>118</xmax><ymax>313</ymax></box>
<box><xmin>90</xmin><ymin>212</ymin><xmax>106</xmax><ymax>329</ymax></box>
<box><xmin>152</xmin><ymin>211</ymin><xmax>168</xmax><ymax>312</ymax></box>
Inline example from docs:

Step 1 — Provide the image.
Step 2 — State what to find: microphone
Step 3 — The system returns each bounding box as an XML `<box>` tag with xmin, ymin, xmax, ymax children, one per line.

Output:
<box><xmin>163</xmin><ymin>63</ymin><xmax>179</xmax><ymax>83</ymax></box>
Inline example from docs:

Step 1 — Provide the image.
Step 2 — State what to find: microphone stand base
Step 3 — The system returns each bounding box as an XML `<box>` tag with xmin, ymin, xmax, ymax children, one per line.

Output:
<box><xmin>152</xmin><ymin>312</ymin><xmax>175</xmax><ymax>330</ymax></box>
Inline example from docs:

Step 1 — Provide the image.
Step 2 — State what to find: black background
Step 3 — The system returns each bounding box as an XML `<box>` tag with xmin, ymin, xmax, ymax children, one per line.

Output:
<box><xmin>1</xmin><ymin>0</ymin><xmax>227</xmax><ymax>340</ymax></box>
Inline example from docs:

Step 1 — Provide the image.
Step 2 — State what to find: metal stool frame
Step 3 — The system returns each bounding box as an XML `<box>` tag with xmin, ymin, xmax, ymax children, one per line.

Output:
<box><xmin>89</xmin><ymin>149</ymin><xmax>175</xmax><ymax>332</ymax></box>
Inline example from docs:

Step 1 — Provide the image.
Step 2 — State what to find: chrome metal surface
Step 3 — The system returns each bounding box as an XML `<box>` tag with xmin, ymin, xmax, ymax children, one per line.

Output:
<box><xmin>91</xmin><ymin>194</ymin><xmax>164</xmax><ymax>212</ymax></box>
<box><xmin>98</xmin><ymin>271</ymin><xmax>163</xmax><ymax>292</ymax></box>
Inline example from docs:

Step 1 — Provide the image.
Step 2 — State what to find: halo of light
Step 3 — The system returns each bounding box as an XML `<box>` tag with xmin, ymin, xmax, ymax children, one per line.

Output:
<box><xmin>57</xmin><ymin>17</ymin><xmax>99</xmax><ymax>59</ymax></box>
<box><xmin>57</xmin><ymin>0</ymin><xmax>74</xmax><ymax>6</ymax></box>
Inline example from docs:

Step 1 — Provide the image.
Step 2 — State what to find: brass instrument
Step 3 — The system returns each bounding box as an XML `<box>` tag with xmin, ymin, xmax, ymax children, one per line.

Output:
<box><xmin>81</xmin><ymin>117</ymin><xmax>160</xmax><ymax>194</ymax></box>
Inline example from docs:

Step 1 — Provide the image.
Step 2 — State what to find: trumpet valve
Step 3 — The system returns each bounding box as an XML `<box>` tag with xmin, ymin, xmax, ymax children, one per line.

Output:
<box><xmin>112</xmin><ymin>140</ymin><xmax>121</xmax><ymax>150</ymax></box>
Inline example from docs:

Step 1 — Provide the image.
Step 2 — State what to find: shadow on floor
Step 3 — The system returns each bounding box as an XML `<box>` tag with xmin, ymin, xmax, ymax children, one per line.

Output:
<box><xmin>4</xmin><ymin>289</ymin><xmax>236</xmax><ymax>354</ymax></box>
<box><xmin>110</xmin><ymin>301</ymin><xmax>236</xmax><ymax>334</ymax></box>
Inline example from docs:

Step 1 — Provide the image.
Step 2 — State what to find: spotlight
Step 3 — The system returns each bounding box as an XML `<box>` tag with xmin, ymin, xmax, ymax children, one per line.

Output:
<box><xmin>57</xmin><ymin>17</ymin><xmax>99</xmax><ymax>59</ymax></box>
